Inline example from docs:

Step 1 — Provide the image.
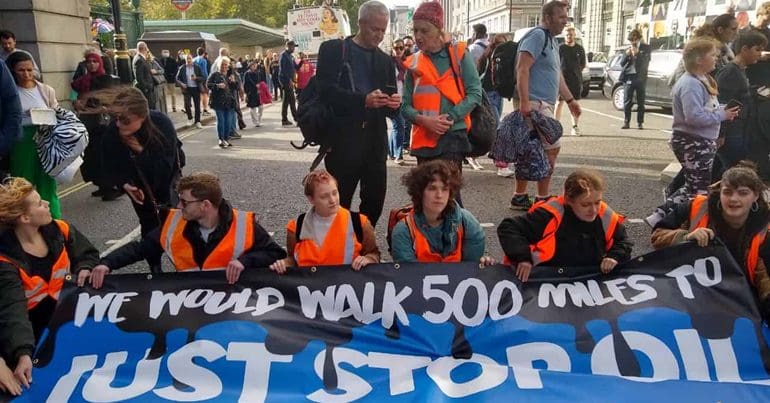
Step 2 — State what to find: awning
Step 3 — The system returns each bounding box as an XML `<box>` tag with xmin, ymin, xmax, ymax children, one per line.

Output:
<box><xmin>144</xmin><ymin>19</ymin><xmax>285</xmax><ymax>48</ymax></box>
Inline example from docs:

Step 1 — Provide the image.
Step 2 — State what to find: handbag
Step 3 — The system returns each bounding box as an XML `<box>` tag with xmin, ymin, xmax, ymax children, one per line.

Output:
<box><xmin>447</xmin><ymin>45</ymin><xmax>498</xmax><ymax>157</ymax></box>
<box><xmin>34</xmin><ymin>106</ymin><xmax>88</xmax><ymax>178</ymax></box>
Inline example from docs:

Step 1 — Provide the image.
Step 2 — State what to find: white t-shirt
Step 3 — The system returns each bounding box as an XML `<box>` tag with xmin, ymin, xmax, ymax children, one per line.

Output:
<box><xmin>18</xmin><ymin>85</ymin><xmax>48</xmax><ymax>126</ymax></box>
<box><xmin>199</xmin><ymin>226</ymin><xmax>216</xmax><ymax>243</ymax></box>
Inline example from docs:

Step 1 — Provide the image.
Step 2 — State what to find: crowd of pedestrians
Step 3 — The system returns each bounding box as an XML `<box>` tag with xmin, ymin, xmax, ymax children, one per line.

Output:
<box><xmin>1</xmin><ymin>0</ymin><xmax>770</xmax><ymax>396</ymax></box>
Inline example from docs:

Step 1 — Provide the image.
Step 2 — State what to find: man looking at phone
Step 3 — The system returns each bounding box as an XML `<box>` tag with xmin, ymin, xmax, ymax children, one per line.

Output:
<box><xmin>176</xmin><ymin>53</ymin><xmax>204</xmax><ymax>128</ymax></box>
<box><xmin>620</xmin><ymin>29</ymin><xmax>651</xmax><ymax>130</ymax></box>
<box><xmin>315</xmin><ymin>0</ymin><xmax>399</xmax><ymax>226</ymax></box>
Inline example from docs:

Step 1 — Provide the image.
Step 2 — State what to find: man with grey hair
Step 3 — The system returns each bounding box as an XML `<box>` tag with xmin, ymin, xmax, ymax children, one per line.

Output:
<box><xmin>314</xmin><ymin>0</ymin><xmax>400</xmax><ymax>227</ymax></box>
<box><xmin>133</xmin><ymin>41</ymin><xmax>158</xmax><ymax>110</ymax></box>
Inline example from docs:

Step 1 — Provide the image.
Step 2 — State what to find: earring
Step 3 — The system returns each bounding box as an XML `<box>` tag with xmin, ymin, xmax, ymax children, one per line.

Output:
<box><xmin>752</xmin><ymin>201</ymin><xmax>759</xmax><ymax>212</ymax></box>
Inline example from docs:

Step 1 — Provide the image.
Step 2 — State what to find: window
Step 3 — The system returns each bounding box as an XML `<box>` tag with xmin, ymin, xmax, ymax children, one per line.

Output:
<box><xmin>648</xmin><ymin>51</ymin><xmax>682</xmax><ymax>75</ymax></box>
<box><xmin>527</xmin><ymin>15</ymin><xmax>539</xmax><ymax>27</ymax></box>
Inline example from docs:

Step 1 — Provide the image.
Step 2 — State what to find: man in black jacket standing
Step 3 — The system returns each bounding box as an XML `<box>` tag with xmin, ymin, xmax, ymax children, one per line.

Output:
<box><xmin>176</xmin><ymin>53</ymin><xmax>205</xmax><ymax>128</ymax></box>
<box><xmin>133</xmin><ymin>41</ymin><xmax>157</xmax><ymax>110</ymax></box>
<box><xmin>619</xmin><ymin>29</ymin><xmax>650</xmax><ymax>130</ymax></box>
<box><xmin>316</xmin><ymin>0</ymin><xmax>400</xmax><ymax>226</ymax></box>
<box><xmin>159</xmin><ymin>49</ymin><xmax>179</xmax><ymax>112</ymax></box>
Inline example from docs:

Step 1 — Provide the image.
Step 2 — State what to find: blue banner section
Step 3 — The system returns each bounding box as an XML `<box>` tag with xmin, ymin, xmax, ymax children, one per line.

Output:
<box><xmin>9</xmin><ymin>242</ymin><xmax>770</xmax><ymax>402</ymax></box>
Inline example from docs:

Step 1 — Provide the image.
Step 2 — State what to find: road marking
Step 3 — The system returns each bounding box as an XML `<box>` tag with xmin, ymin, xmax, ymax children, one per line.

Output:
<box><xmin>627</xmin><ymin>218</ymin><xmax>646</xmax><ymax>224</ymax></box>
<box><xmin>480</xmin><ymin>223</ymin><xmax>495</xmax><ymax>228</ymax></box>
<box><xmin>100</xmin><ymin>226</ymin><xmax>141</xmax><ymax>258</ymax></box>
<box><xmin>650</xmin><ymin>112</ymin><xmax>673</xmax><ymax>120</ymax></box>
<box><xmin>581</xmin><ymin>107</ymin><xmax>624</xmax><ymax>122</ymax></box>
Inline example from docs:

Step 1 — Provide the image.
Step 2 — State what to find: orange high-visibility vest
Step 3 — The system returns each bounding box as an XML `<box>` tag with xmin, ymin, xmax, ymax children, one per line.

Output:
<box><xmin>159</xmin><ymin>208</ymin><xmax>255</xmax><ymax>271</ymax></box>
<box><xmin>514</xmin><ymin>196</ymin><xmax>623</xmax><ymax>266</ymax></box>
<box><xmin>403</xmin><ymin>211</ymin><xmax>463</xmax><ymax>262</ymax></box>
<box><xmin>0</xmin><ymin>220</ymin><xmax>71</xmax><ymax>310</ymax></box>
<box><xmin>405</xmin><ymin>43</ymin><xmax>472</xmax><ymax>151</ymax></box>
<box><xmin>287</xmin><ymin>208</ymin><xmax>366</xmax><ymax>266</ymax></box>
<box><xmin>687</xmin><ymin>195</ymin><xmax>768</xmax><ymax>285</ymax></box>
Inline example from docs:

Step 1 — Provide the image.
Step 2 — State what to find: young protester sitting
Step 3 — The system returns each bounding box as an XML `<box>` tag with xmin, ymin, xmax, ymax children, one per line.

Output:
<box><xmin>390</xmin><ymin>160</ymin><xmax>493</xmax><ymax>264</ymax></box>
<box><xmin>651</xmin><ymin>162</ymin><xmax>770</xmax><ymax>316</ymax></box>
<box><xmin>269</xmin><ymin>170</ymin><xmax>380</xmax><ymax>273</ymax></box>
<box><xmin>498</xmin><ymin>169</ymin><xmax>633</xmax><ymax>282</ymax></box>
<box><xmin>88</xmin><ymin>172</ymin><xmax>287</xmax><ymax>288</ymax></box>
<box><xmin>0</xmin><ymin>177</ymin><xmax>100</xmax><ymax>389</ymax></box>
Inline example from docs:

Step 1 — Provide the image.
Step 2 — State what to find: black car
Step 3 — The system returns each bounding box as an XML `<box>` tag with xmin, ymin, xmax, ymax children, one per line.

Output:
<box><xmin>603</xmin><ymin>48</ymin><xmax>682</xmax><ymax>111</ymax></box>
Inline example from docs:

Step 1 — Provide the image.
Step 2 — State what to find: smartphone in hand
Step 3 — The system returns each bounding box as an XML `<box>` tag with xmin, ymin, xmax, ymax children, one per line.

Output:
<box><xmin>726</xmin><ymin>99</ymin><xmax>743</xmax><ymax>110</ymax></box>
<box><xmin>384</xmin><ymin>85</ymin><xmax>398</xmax><ymax>96</ymax></box>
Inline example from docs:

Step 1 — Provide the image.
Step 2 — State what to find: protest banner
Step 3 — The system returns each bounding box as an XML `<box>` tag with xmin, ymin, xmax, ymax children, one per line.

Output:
<box><xmin>8</xmin><ymin>242</ymin><xmax>770</xmax><ymax>402</ymax></box>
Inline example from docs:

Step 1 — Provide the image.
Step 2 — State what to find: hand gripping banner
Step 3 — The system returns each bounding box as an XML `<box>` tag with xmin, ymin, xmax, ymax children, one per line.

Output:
<box><xmin>9</xmin><ymin>242</ymin><xmax>770</xmax><ymax>402</ymax></box>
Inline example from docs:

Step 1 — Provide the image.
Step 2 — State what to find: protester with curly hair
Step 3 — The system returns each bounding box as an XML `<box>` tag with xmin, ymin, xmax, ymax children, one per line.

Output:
<box><xmin>390</xmin><ymin>160</ymin><xmax>492</xmax><ymax>264</ymax></box>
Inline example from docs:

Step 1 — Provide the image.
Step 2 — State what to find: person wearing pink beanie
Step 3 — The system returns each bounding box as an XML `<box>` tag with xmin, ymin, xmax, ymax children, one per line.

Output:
<box><xmin>402</xmin><ymin>1</ymin><xmax>483</xmax><ymax>207</ymax></box>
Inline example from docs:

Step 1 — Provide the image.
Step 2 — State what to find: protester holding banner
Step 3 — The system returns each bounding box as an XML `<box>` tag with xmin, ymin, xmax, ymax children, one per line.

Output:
<box><xmin>651</xmin><ymin>162</ymin><xmax>770</xmax><ymax>316</ymax></box>
<box><xmin>498</xmin><ymin>169</ymin><xmax>633</xmax><ymax>282</ymax></box>
<box><xmin>390</xmin><ymin>160</ymin><xmax>493</xmax><ymax>264</ymax></box>
<box><xmin>0</xmin><ymin>357</ymin><xmax>22</xmax><ymax>396</ymax></box>
<box><xmin>0</xmin><ymin>177</ymin><xmax>99</xmax><ymax>390</ymax></box>
<box><xmin>88</xmin><ymin>172</ymin><xmax>286</xmax><ymax>288</ymax></box>
<box><xmin>269</xmin><ymin>169</ymin><xmax>380</xmax><ymax>273</ymax></box>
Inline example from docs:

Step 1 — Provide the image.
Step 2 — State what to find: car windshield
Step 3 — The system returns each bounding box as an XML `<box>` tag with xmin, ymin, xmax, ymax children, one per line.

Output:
<box><xmin>591</xmin><ymin>52</ymin><xmax>608</xmax><ymax>63</ymax></box>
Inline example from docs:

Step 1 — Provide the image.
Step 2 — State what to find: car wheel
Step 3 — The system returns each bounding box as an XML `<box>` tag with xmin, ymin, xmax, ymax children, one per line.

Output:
<box><xmin>612</xmin><ymin>86</ymin><xmax>624</xmax><ymax>111</ymax></box>
<box><xmin>581</xmin><ymin>85</ymin><xmax>590</xmax><ymax>98</ymax></box>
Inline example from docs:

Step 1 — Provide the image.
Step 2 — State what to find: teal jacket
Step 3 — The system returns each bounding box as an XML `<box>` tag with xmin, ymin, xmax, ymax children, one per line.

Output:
<box><xmin>402</xmin><ymin>44</ymin><xmax>482</xmax><ymax>133</ymax></box>
<box><xmin>391</xmin><ymin>202</ymin><xmax>486</xmax><ymax>262</ymax></box>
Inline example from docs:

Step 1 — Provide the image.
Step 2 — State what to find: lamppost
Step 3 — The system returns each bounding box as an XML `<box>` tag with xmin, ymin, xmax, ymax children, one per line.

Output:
<box><xmin>110</xmin><ymin>0</ymin><xmax>133</xmax><ymax>84</ymax></box>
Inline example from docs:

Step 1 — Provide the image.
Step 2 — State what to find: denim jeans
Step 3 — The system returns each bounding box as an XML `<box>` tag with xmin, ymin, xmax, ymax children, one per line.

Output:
<box><xmin>215</xmin><ymin>108</ymin><xmax>234</xmax><ymax>141</ymax></box>
<box><xmin>389</xmin><ymin>112</ymin><xmax>405</xmax><ymax>159</ymax></box>
<box><xmin>486</xmin><ymin>90</ymin><xmax>503</xmax><ymax>123</ymax></box>
<box><xmin>228</xmin><ymin>108</ymin><xmax>237</xmax><ymax>136</ymax></box>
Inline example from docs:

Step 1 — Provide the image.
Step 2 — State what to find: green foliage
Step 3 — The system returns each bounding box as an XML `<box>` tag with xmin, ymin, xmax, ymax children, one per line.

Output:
<box><xmin>104</xmin><ymin>0</ymin><xmax>365</xmax><ymax>33</ymax></box>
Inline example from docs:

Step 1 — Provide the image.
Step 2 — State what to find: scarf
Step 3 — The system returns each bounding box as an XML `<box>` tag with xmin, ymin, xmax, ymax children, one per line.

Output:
<box><xmin>71</xmin><ymin>53</ymin><xmax>105</xmax><ymax>94</ymax></box>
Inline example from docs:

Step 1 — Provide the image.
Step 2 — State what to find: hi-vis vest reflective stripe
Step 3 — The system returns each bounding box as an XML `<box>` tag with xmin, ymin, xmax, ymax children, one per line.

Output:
<box><xmin>687</xmin><ymin>195</ymin><xmax>768</xmax><ymax>285</ymax></box>
<box><xmin>0</xmin><ymin>220</ymin><xmax>71</xmax><ymax>310</ymax></box>
<box><xmin>159</xmin><ymin>209</ymin><xmax>255</xmax><ymax>271</ymax></box>
<box><xmin>528</xmin><ymin>196</ymin><xmax>623</xmax><ymax>266</ymax></box>
<box><xmin>288</xmin><ymin>208</ymin><xmax>365</xmax><ymax>266</ymax></box>
<box><xmin>404</xmin><ymin>212</ymin><xmax>464</xmax><ymax>262</ymax></box>
<box><xmin>405</xmin><ymin>43</ymin><xmax>472</xmax><ymax>151</ymax></box>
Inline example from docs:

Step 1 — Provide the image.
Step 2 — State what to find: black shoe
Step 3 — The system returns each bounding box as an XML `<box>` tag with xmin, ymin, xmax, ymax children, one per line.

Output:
<box><xmin>229</xmin><ymin>132</ymin><xmax>242</xmax><ymax>139</ymax></box>
<box><xmin>282</xmin><ymin>120</ymin><xmax>294</xmax><ymax>127</ymax></box>
<box><xmin>238</xmin><ymin>122</ymin><xmax>247</xmax><ymax>130</ymax></box>
<box><xmin>638</xmin><ymin>123</ymin><xmax>644</xmax><ymax>130</ymax></box>
<box><xmin>534</xmin><ymin>195</ymin><xmax>553</xmax><ymax>204</ymax></box>
<box><xmin>621</xmin><ymin>123</ymin><xmax>630</xmax><ymax>129</ymax></box>
<box><xmin>225</xmin><ymin>140</ymin><xmax>233</xmax><ymax>148</ymax></box>
<box><xmin>101</xmin><ymin>189</ymin><xmax>123</xmax><ymax>201</ymax></box>
<box><xmin>509</xmin><ymin>194</ymin><xmax>533</xmax><ymax>210</ymax></box>
<box><xmin>91</xmin><ymin>189</ymin><xmax>105</xmax><ymax>197</ymax></box>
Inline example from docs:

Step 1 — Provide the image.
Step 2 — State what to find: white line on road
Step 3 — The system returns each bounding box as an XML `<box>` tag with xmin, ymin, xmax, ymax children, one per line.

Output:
<box><xmin>581</xmin><ymin>107</ymin><xmax>624</xmax><ymax>121</ymax></box>
<box><xmin>480</xmin><ymin>223</ymin><xmax>495</xmax><ymax>228</ymax></box>
<box><xmin>650</xmin><ymin>112</ymin><xmax>673</xmax><ymax>120</ymax></box>
<box><xmin>100</xmin><ymin>226</ymin><xmax>141</xmax><ymax>258</ymax></box>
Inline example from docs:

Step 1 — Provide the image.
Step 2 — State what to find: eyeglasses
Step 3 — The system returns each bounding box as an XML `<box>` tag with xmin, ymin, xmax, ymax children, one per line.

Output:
<box><xmin>179</xmin><ymin>198</ymin><xmax>204</xmax><ymax>208</ymax></box>
<box><xmin>393</xmin><ymin>46</ymin><xmax>404</xmax><ymax>50</ymax></box>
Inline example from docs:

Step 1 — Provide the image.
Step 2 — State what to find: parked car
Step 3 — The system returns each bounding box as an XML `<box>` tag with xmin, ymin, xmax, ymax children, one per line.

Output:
<box><xmin>603</xmin><ymin>48</ymin><xmax>682</xmax><ymax>111</ymax></box>
<box><xmin>583</xmin><ymin>52</ymin><xmax>608</xmax><ymax>97</ymax></box>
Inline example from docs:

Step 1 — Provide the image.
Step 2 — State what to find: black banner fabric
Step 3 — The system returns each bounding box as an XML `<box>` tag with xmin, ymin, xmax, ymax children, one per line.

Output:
<box><xmin>10</xmin><ymin>242</ymin><xmax>770</xmax><ymax>402</ymax></box>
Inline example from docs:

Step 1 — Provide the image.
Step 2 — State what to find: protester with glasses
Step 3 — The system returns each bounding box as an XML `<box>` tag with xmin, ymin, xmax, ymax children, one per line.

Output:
<box><xmin>86</xmin><ymin>87</ymin><xmax>184</xmax><ymax>273</ymax></box>
<box><xmin>0</xmin><ymin>177</ymin><xmax>99</xmax><ymax>392</ymax></box>
<box><xmin>87</xmin><ymin>172</ymin><xmax>286</xmax><ymax>287</ymax></box>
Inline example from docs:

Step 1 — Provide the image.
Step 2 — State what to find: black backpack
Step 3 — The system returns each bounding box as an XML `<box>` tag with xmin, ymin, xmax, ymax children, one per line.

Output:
<box><xmin>491</xmin><ymin>27</ymin><xmax>551</xmax><ymax>99</ymax></box>
<box><xmin>295</xmin><ymin>40</ymin><xmax>353</xmax><ymax>170</ymax></box>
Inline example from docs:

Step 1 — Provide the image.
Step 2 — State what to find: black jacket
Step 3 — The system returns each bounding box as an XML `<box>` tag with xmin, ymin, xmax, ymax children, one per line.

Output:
<box><xmin>100</xmin><ymin>200</ymin><xmax>287</xmax><ymax>271</ymax></box>
<box><xmin>498</xmin><ymin>205</ymin><xmax>633</xmax><ymax>267</ymax></box>
<box><xmin>132</xmin><ymin>54</ymin><xmax>154</xmax><ymax>93</ymax></box>
<box><xmin>102</xmin><ymin>110</ymin><xmax>182</xmax><ymax>205</ymax></box>
<box><xmin>316</xmin><ymin>37</ymin><xmax>397</xmax><ymax>160</ymax></box>
<box><xmin>160</xmin><ymin>56</ymin><xmax>179</xmax><ymax>82</ymax></box>
<box><xmin>244</xmin><ymin>69</ymin><xmax>266</xmax><ymax>107</ymax></box>
<box><xmin>175</xmin><ymin>63</ymin><xmax>205</xmax><ymax>91</ymax></box>
<box><xmin>619</xmin><ymin>43</ymin><xmax>651</xmax><ymax>81</ymax></box>
<box><xmin>206</xmin><ymin>71</ymin><xmax>237</xmax><ymax>110</ymax></box>
<box><xmin>0</xmin><ymin>221</ymin><xmax>99</xmax><ymax>364</ymax></box>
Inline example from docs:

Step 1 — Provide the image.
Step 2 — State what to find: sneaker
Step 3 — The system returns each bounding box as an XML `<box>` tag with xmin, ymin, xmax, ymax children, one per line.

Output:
<box><xmin>497</xmin><ymin>167</ymin><xmax>515</xmax><ymax>177</ymax></box>
<box><xmin>225</xmin><ymin>140</ymin><xmax>233</xmax><ymax>148</ymax></box>
<box><xmin>229</xmin><ymin>132</ymin><xmax>242</xmax><ymax>139</ymax></box>
<box><xmin>621</xmin><ymin>123</ymin><xmax>630</xmax><ymax>129</ymax></box>
<box><xmin>509</xmin><ymin>194</ymin><xmax>533</xmax><ymax>210</ymax></box>
<box><xmin>534</xmin><ymin>195</ymin><xmax>553</xmax><ymax>204</ymax></box>
<box><xmin>218</xmin><ymin>140</ymin><xmax>227</xmax><ymax>149</ymax></box>
<box><xmin>187</xmin><ymin>119</ymin><xmax>194</xmax><ymax>126</ymax></box>
<box><xmin>468</xmin><ymin>157</ymin><xmax>484</xmax><ymax>170</ymax></box>
<box><xmin>255</xmin><ymin>122</ymin><xmax>262</xmax><ymax>127</ymax></box>
<box><xmin>203</xmin><ymin>110</ymin><xmax>211</xmax><ymax>116</ymax></box>
<box><xmin>282</xmin><ymin>120</ymin><xmax>294</xmax><ymax>127</ymax></box>
<box><xmin>195</xmin><ymin>122</ymin><xmax>203</xmax><ymax>129</ymax></box>
<box><xmin>638</xmin><ymin>123</ymin><xmax>644</xmax><ymax>130</ymax></box>
<box><xmin>395</xmin><ymin>158</ymin><xmax>405</xmax><ymax>165</ymax></box>
<box><xmin>571</xmin><ymin>125</ymin><xmax>581</xmax><ymax>136</ymax></box>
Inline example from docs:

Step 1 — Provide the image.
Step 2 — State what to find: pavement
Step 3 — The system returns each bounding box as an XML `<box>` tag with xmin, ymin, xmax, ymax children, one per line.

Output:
<box><xmin>56</xmin><ymin>89</ymin><xmax>678</xmax><ymax>273</ymax></box>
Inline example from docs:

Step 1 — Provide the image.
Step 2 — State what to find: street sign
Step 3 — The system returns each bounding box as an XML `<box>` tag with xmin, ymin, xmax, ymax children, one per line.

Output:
<box><xmin>171</xmin><ymin>0</ymin><xmax>193</xmax><ymax>12</ymax></box>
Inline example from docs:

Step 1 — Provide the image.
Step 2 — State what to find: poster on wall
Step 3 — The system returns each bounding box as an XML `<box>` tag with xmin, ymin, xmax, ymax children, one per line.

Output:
<box><xmin>687</xmin><ymin>0</ymin><xmax>708</xmax><ymax>16</ymax></box>
<box><xmin>653</xmin><ymin>1</ymin><xmax>670</xmax><ymax>20</ymax></box>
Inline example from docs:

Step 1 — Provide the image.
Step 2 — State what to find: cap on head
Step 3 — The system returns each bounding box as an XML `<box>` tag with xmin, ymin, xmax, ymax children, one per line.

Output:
<box><xmin>287</xmin><ymin>40</ymin><xmax>297</xmax><ymax>47</ymax></box>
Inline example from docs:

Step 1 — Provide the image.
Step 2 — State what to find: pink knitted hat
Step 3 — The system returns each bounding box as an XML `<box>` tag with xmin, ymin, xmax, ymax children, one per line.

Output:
<box><xmin>413</xmin><ymin>1</ymin><xmax>444</xmax><ymax>30</ymax></box>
